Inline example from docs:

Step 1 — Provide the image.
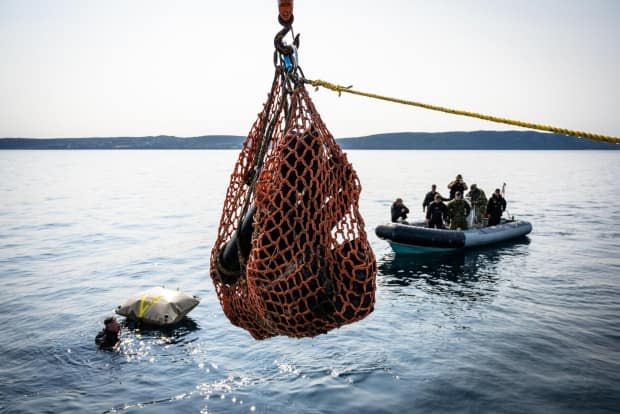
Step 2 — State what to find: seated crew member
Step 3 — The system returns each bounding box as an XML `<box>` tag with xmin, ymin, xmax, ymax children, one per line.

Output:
<box><xmin>486</xmin><ymin>188</ymin><xmax>507</xmax><ymax>226</ymax></box>
<box><xmin>447</xmin><ymin>191</ymin><xmax>472</xmax><ymax>230</ymax></box>
<box><xmin>95</xmin><ymin>316</ymin><xmax>121</xmax><ymax>350</ymax></box>
<box><xmin>391</xmin><ymin>198</ymin><xmax>410</xmax><ymax>223</ymax></box>
<box><xmin>425</xmin><ymin>193</ymin><xmax>448</xmax><ymax>229</ymax></box>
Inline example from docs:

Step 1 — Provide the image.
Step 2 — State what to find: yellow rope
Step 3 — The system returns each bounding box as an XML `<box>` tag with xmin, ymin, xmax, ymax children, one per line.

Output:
<box><xmin>306</xmin><ymin>79</ymin><xmax>620</xmax><ymax>145</ymax></box>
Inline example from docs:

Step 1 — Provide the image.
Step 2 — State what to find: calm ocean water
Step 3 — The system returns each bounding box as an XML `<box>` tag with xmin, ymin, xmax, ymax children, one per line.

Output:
<box><xmin>1</xmin><ymin>149</ymin><xmax>619</xmax><ymax>413</ymax></box>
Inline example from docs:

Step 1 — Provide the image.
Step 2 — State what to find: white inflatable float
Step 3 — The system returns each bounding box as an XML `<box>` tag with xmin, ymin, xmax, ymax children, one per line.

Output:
<box><xmin>116</xmin><ymin>286</ymin><xmax>200</xmax><ymax>326</ymax></box>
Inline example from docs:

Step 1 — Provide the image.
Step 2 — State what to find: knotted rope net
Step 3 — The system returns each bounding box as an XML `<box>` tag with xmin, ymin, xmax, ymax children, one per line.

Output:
<box><xmin>209</xmin><ymin>65</ymin><xmax>376</xmax><ymax>339</ymax></box>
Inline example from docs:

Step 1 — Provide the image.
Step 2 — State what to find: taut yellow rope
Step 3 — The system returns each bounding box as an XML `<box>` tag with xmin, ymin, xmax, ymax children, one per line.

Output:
<box><xmin>307</xmin><ymin>79</ymin><xmax>620</xmax><ymax>145</ymax></box>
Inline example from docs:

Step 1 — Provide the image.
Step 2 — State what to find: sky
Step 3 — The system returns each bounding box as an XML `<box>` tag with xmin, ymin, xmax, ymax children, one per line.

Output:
<box><xmin>0</xmin><ymin>0</ymin><xmax>618</xmax><ymax>139</ymax></box>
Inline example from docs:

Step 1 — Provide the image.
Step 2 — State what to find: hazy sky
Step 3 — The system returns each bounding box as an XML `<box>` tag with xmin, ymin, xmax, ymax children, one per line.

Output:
<box><xmin>1</xmin><ymin>0</ymin><xmax>618</xmax><ymax>138</ymax></box>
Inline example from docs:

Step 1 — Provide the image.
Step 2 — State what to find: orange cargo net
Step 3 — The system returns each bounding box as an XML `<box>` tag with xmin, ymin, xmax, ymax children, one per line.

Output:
<box><xmin>210</xmin><ymin>68</ymin><xmax>377</xmax><ymax>339</ymax></box>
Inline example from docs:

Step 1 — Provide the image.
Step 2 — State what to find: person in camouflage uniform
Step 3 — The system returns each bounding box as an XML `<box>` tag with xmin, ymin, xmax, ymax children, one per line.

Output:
<box><xmin>447</xmin><ymin>191</ymin><xmax>472</xmax><ymax>230</ymax></box>
<box><xmin>466</xmin><ymin>184</ymin><xmax>487</xmax><ymax>226</ymax></box>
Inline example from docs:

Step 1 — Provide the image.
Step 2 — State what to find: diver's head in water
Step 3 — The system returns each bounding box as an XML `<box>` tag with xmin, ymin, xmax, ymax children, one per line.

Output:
<box><xmin>104</xmin><ymin>316</ymin><xmax>120</xmax><ymax>334</ymax></box>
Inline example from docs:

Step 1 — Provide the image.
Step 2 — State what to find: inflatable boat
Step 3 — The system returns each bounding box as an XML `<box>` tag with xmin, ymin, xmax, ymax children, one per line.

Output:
<box><xmin>375</xmin><ymin>219</ymin><xmax>532</xmax><ymax>254</ymax></box>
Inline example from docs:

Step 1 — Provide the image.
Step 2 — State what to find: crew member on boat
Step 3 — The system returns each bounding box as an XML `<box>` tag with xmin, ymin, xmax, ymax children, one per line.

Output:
<box><xmin>447</xmin><ymin>174</ymin><xmax>468</xmax><ymax>200</ymax></box>
<box><xmin>447</xmin><ymin>191</ymin><xmax>471</xmax><ymax>230</ymax></box>
<box><xmin>422</xmin><ymin>184</ymin><xmax>447</xmax><ymax>213</ymax></box>
<box><xmin>425</xmin><ymin>193</ymin><xmax>448</xmax><ymax>229</ymax></box>
<box><xmin>466</xmin><ymin>184</ymin><xmax>487</xmax><ymax>226</ymax></box>
<box><xmin>391</xmin><ymin>198</ymin><xmax>410</xmax><ymax>223</ymax></box>
<box><xmin>486</xmin><ymin>189</ymin><xmax>507</xmax><ymax>226</ymax></box>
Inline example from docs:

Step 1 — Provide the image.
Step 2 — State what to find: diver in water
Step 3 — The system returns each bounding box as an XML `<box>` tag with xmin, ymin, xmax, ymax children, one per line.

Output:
<box><xmin>95</xmin><ymin>316</ymin><xmax>121</xmax><ymax>350</ymax></box>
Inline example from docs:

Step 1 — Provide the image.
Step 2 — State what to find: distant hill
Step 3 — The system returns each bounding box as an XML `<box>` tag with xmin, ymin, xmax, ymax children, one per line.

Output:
<box><xmin>0</xmin><ymin>131</ymin><xmax>617</xmax><ymax>150</ymax></box>
<box><xmin>337</xmin><ymin>131</ymin><xmax>619</xmax><ymax>150</ymax></box>
<box><xmin>0</xmin><ymin>135</ymin><xmax>244</xmax><ymax>150</ymax></box>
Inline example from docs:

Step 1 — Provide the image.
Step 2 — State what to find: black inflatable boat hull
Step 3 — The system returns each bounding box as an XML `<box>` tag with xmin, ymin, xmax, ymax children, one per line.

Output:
<box><xmin>375</xmin><ymin>220</ymin><xmax>532</xmax><ymax>253</ymax></box>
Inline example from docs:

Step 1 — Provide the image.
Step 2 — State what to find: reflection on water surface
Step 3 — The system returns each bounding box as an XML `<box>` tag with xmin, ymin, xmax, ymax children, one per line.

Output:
<box><xmin>377</xmin><ymin>239</ymin><xmax>531</xmax><ymax>301</ymax></box>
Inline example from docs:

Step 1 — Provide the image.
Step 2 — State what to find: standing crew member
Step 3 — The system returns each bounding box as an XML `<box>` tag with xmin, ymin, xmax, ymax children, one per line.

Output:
<box><xmin>425</xmin><ymin>194</ymin><xmax>448</xmax><ymax>229</ymax></box>
<box><xmin>447</xmin><ymin>191</ymin><xmax>472</xmax><ymax>230</ymax></box>
<box><xmin>486</xmin><ymin>188</ymin><xmax>507</xmax><ymax>226</ymax></box>
<box><xmin>447</xmin><ymin>174</ymin><xmax>468</xmax><ymax>200</ymax></box>
<box><xmin>422</xmin><ymin>184</ymin><xmax>447</xmax><ymax>213</ymax></box>
<box><xmin>466</xmin><ymin>184</ymin><xmax>487</xmax><ymax>226</ymax></box>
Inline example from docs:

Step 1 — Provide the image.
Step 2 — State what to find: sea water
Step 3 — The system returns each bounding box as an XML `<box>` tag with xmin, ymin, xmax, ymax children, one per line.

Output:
<box><xmin>0</xmin><ymin>150</ymin><xmax>619</xmax><ymax>413</ymax></box>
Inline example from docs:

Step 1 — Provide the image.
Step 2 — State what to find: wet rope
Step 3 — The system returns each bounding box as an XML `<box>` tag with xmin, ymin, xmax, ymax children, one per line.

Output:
<box><xmin>306</xmin><ymin>79</ymin><xmax>620</xmax><ymax>145</ymax></box>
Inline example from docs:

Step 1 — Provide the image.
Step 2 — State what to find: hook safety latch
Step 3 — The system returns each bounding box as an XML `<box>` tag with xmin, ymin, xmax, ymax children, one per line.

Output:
<box><xmin>274</xmin><ymin>24</ymin><xmax>300</xmax><ymax>69</ymax></box>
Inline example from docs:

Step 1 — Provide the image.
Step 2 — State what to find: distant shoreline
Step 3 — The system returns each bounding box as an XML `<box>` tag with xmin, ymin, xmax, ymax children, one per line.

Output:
<box><xmin>1</xmin><ymin>131</ymin><xmax>618</xmax><ymax>150</ymax></box>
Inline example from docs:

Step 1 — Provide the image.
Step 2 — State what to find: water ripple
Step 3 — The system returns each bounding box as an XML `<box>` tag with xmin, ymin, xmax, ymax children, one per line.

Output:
<box><xmin>1</xmin><ymin>150</ymin><xmax>620</xmax><ymax>413</ymax></box>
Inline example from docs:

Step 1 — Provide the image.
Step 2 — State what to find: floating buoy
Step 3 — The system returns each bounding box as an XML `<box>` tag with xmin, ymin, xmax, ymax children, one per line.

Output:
<box><xmin>115</xmin><ymin>286</ymin><xmax>200</xmax><ymax>326</ymax></box>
